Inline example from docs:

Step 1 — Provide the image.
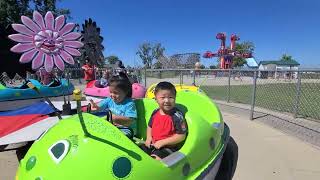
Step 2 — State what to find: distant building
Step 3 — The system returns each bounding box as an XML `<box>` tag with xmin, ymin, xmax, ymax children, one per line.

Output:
<box><xmin>258</xmin><ymin>60</ymin><xmax>300</xmax><ymax>79</ymax></box>
<box><xmin>245</xmin><ymin>58</ymin><xmax>259</xmax><ymax>68</ymax></box>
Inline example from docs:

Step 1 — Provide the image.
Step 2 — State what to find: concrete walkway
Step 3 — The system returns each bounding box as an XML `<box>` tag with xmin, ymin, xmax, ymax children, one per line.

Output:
<box><xmin>1</xmin><ymin>106</ymin><xmax>320</xmax><ymax>180</ymax></box>
<box><xmin>223</xmin><ymin>111</ymin><xmax>320</xmax><ymax>180</ymax></box>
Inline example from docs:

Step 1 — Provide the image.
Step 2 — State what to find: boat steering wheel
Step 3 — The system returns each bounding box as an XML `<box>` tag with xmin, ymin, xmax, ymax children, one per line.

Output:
<box><xmin>105</xmin><ymin>109</ymin><xmax>113</xmax><ymax>124</ymax></box>
<box><xmin>86</xmin><ymin>104</ymin><xmax>113</xmax><ymax>124</ymax></box>
<box><xmin>86</xmin><ymin>103</ymin><xmax>92</xmax><ymax>113</ymax></box>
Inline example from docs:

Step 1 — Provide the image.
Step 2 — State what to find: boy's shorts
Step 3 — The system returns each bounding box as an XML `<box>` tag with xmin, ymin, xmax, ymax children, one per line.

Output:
<box><xmin>140</xmin><ymin>144</ymin><xmax>178</xmax><ymax>159</ymax></box>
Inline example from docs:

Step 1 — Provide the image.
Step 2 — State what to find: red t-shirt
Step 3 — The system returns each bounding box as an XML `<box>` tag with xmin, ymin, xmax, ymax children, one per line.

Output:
<box><xmin>82</xmin><ymin>64</ymin><xmax>95</xmax><ymax>81</ymax></box>
<box><xmin>148</xmin><ymin>108</ymin><xmax>187</xmax><ymax>143</ymax></box>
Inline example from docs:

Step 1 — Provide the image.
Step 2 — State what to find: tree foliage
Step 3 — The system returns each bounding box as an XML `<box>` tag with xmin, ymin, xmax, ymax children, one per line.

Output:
<box><xmin>209</xmin><ymin>65</ymin><xmax>217</xmax><ymax>69</ymax></box>
<box><xmin>280</xmin><ymin>54</ymin><xmax>295</xmax><ymax>61</ymax></box>
<box><xmin>105</xmin><ymin>55</ymin><xmax>120</xmax><ymax>64</ymax></box>
<box><xmin>32</xmin><ymin>0</ymin><xmax>70</xmax><ymax>17</ymax></box>
<box><xmin>200</xmin><ymin>64</ymin><xmax>206</xmax><ymax>69</ymax></box>
<box><xmin>153</xmin><ymin>60</ymin><xmax>162</xmax><ymax>69</ymax></box>
<box><xmin>80</xmin><ymin>18</ymin><xmax>105</xmax><ymax>67</ymax></box>
<box><xmin>0</xmin><ymin>0</ymin><xmax>70</xmax><ymax>28</ymax></box>
<box><xmin>152</xmin><ymin>43</ymin><xmax>165</xmax><ymax>60</ymax></box>
<box><xmin>136</xmin><ymin>42</ymin><xmax>165</xmax><ymax>68</ymax></box>
<box><xmin>232</xmin><ymin>41</ymin><xmax>255</xmax><ymax>67</ymax></box>
<box><xmin>0</xmin><ymin>0</ymin><xmax>31</xmax><ymax>28</ymax></box>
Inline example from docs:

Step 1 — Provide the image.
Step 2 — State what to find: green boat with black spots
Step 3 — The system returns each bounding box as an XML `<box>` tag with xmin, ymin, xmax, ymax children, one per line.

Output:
<box><xmin>16</xmin><ymin>90</ymin><xmax>238</xmax><ymax>180</ymax></box>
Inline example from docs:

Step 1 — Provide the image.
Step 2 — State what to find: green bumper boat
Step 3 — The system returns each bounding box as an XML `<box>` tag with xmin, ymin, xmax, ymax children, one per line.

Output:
<box><xmin>16</xmin><ymin>90</ymin><xmax>237</xmax><ymax>180</ymax></box>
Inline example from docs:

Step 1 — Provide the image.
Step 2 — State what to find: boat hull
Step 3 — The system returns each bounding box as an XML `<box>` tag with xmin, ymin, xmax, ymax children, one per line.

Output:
<box><xmin>84</xmin><ymin>81</ymin><xmax>146</xmax><ymax>99</ymax></box>
<box><xmin>16</xmin><ymin>91</ymin><xmax>236</xmax><ymax>179</ymax></box>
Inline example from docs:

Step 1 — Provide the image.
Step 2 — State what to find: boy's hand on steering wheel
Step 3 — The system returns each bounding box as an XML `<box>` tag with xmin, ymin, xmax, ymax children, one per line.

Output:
<box><xmin>145</xmin><ymin>138</ymin><xmax>152</xmax><ymax>148</ymax></box>
<box><xmin>153</xmin><ymin>140</ymin><xmax>164</xmax><ymax>149</ymax></box>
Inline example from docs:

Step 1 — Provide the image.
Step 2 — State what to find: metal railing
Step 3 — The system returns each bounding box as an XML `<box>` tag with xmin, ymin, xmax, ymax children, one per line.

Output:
<box><xmin>137</xmin><ymin>69</ymin><xmax>320</xmax><ymax>121</ymax></box>
<box><xmin>3</xmin><ymin>68</ymin><xmax>319</xmax><ymax>121</ymax></box>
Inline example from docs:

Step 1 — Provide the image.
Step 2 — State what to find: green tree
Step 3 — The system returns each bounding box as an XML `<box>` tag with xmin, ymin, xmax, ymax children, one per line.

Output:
<box><xmin>105</xmin><ymin>55</ymin><xmax>120</xmax><ymax>64</ymax></box>
<box><xmin>232</xmin><ymin>57</ymin><xmax>247</xmax><ymax>67</ymax></box>
<box><xmin>209</xmin><ymin>65</ymin><xmax>217</xmax><ymax>69</ymax></box>
<box><xmin>136</xmin><ymin>43</ymin><xmax>152</xmax><ymax>68</ymax></box>
<box><xmin>32</xmin><ymin>0</ymin><xmax>70</xmax><ymax>17</ymax></box>
<box><xmin>0</xmin><ymin>0</ymin><xmax>70</xmax><ymax>28</ymax></box>
<box><xmin>232</xmin><ymin>41</ymin><xmax>255</xmax><ymax>67</ymax></box>
<box><xmin>0</xmin><ymin>0</ymin><xmax>31</xmax><ymax>27</ymax></box>
<box><xmin>136</xmin><ymin>42</ymin><xmax>165</xmax><ymax>68</ymax></box>
<box><xmin>280</xmin><ymin>54</ymin><xmax>295</xmax><ymax>61</ymax></box>
<box><xmin>153</xmin><ymin>60</ymin><xmax>162</xmax><ymax>69</ymax></box>
<box><xmin>152</xmin><ymin>43</ymin><xmax>165</xmax><ymax>61</ymax></box>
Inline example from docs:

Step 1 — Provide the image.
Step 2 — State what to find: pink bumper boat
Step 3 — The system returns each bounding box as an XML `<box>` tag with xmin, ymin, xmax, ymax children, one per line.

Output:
<box><xmin>84</xmin><ymin>80</ymin><xmax>146</xmax><ymax>99</ymax></box>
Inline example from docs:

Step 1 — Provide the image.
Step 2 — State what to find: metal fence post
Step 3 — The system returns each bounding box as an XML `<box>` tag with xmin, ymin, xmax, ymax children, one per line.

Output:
<box><xmin>192</xmin><ymin>70</ymin><xmax>196</xmax><ymax>85</ymax></box>
<box><xmin>144</xmin><ymin>68</ymin><xmax>147</xmax><ymax>87</ymax></box>
<box><xmin>227</xmin><ymin>69</ymin><xmax>231</xmax><ymax>102</ymax></box>
<box><xmin>250</xmin><ymin>70</ymin><xmax>257</xmax><ymax>120</ymax></box>
<box><xmin>78</xmin><ymin>68</ymin><xmax>82</xmax><ymax>84</ymax></box>
<box><xmin>293</xmin><ymin>71</ymin><xmax>302</xmax><ymax>118</ymax></box>
<box><xmin>179</xmin><ymin>71</ymin><xmax>183</xmax><ymax>84</ymax></box>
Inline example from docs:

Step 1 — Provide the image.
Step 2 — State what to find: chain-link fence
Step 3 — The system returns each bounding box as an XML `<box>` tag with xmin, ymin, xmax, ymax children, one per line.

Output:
<box><xmin>139</xmin><ymin>69</ymin><xmax>320</xmax><ymax>121</ymax></box>
<box><xmin>2</xmin><ymin>68</ymin><xmax>319</xmax><ymax>121</ymax></box>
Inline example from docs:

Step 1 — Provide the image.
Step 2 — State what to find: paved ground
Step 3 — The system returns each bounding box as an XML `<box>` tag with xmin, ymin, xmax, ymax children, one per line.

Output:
<box><xmin>0</xmin><ymin>150</ymin><xmax>19</xmax><ymax>180</ymax></box>
<box><xmin>218</xmin><ymin>101</ymin><xmax>320</xmax><ymax>148</ymax></box>
<box><xmin>1</xmin><ymin>103</ymin><xmax>320</xmax><ymax>180</ymax></box>
<box><xmin>222</xmin><ymin>107</ymin><xmax>320</xmax><ymax>180</ymax></box>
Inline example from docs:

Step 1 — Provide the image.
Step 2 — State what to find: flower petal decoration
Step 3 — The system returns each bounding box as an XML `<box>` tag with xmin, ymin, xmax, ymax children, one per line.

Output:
<box><xmin>60</xmin><ymin>50</ymin><xmax>75</xmax><ymax>65</ymax></box>
<box><xmin>21</xmin><ymin>16</ymin><xmax>40</xmax><ymax>32</ymax></box>
<box><xmin>53</xmin><ymin>55</ymin><xmax>65</xmax><ymax>71</ymax></box>
<box><xmin>64</xmin><ymin>47</ymin><xmax>81</xmax><ymax>56</ymax></box>
<box><xmin>8</xmin><ymin>34</ymin><xmax>33</xmax><ymax>43</ymax></box>
<box><xmin>12</xmin><ymin>24</ymin><xmax>35</xmax><ymax>36</ymax></box>
<box><xmin>44</xmin><ymin>54</ymin><xmax>54</xmax><ymax>72</ymax></box>
<box><xmin>9</xmin><ymin>11</ymin><xmax>83</xmax><ymax>72</ymax></box>
<box><xmin>10</xmin><ymin>43</ymin><xmax>35</xmax><ymax>53</ymax></box>
<box><xmin>19</xmin><ymin>49</ymin><xmax>38</xmax><ymax>63</ymax></box>
<box><xmin>45</xmin><ymin>11</ymin><xmax>55</xmax><ymax>30</ymax></box>
<box><xmin>32</xmin><ymin>51</ymin><xmax>44</xmax><ymax>69</ymax></box>
<box><xmin>64</xmin><ymin>41</ymin><xmax>84</xmax><ymax>49</ymax></box>
<box><xmin>33</xmin><ymin>11</ymin><xmax>46</xmax><ymax>30</ymax></box>
<box><xmin>63</xmin><ymin>32</ymin><xmax>81</xmax><ymax>40</ymax></box>
<box><xmin>54</xmin><ymin>15</ymin><xmax>65</xmax><ymax>31</ymax></box>
<box><xmin>58</xmin><ymin>23</ymin><xmax>75</xmax><ymax>36</ymax></box>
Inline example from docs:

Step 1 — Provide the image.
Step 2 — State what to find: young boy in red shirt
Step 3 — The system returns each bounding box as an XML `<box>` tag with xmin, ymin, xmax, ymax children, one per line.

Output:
<box><xmin>141</xmin><ymin>81</ymin><xmax>187</xmax><ymax>160</ymax></box>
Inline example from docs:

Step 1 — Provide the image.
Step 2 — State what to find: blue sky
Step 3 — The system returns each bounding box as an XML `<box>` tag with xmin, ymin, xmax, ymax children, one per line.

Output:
<box><xmin>58</xmin><ymin>0</ymin><xmax>320</xmax><ymax>67</ymax></box>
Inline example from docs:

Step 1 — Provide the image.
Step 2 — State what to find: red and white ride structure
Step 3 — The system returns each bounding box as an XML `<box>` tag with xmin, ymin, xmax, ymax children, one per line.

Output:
<box><xmin>203</xmin><ymin>33</ymin><xmax>252</xmax><ymax>69</ymax></box>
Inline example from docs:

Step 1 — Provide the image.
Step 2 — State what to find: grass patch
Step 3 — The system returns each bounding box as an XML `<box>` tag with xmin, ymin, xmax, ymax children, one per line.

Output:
<box><xmin>145</xmin><ymin>71</ymin><xmax>179</xmax><ymax>79</ymax></box>
<box><xmin>202</xmin><ymin>83</ymin><xmax>320</xmax><ymax>120</ymax></box>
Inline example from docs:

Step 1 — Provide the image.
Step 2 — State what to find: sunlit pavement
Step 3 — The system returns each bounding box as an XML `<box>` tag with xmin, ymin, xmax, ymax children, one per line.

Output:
<box><xmin>222</xmin><ymin>108</ymin><xmax>320</xmax><ymax>180</ymax></box>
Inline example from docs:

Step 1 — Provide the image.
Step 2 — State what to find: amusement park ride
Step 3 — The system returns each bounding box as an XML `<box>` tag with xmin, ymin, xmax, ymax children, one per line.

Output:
<box><xmin>203</xmin><ymin>32</ymin><xmax>253</xmax><ymax>69</ymax></box>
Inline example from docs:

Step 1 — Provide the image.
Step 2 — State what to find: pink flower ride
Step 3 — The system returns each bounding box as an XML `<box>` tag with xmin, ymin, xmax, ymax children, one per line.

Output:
<box><xmin>8</xmin><ymin>11</ymin><xmax>83</xmax><ymax>72</ymax></box>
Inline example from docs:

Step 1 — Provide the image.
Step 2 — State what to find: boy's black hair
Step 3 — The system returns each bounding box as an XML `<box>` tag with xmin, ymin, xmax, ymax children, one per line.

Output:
<box><xmin>109</xmin><ymin>73</ymin><xmax>132</xmax><ymax>98</ymax></box>
<box><xmin>154</xmin><ymin>81</ymin><xmax>176</xmax><ymax>96</ymax></box>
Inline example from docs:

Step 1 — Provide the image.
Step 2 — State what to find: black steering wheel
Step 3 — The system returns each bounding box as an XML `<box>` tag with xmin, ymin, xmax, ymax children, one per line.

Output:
<box><xmin>106</xmin><ymin>109</ymin><xmax>113</xmax><ymax>124</ymax></box>
<box><xmin>86</xmin><ymin>104</ymin><xmax>113</xmax><ymax>124</ymax></box>
<box><xmin>86</xmin><ymin>103</ymin><xmax>92</xmax><ymax>113</ymax></box>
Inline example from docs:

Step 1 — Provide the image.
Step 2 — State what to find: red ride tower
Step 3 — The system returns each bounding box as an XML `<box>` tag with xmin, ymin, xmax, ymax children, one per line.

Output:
<box><xmin>203</xmin><ymin>33</ymin><xmax>252</xmax><ymax>69</ymax></box>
